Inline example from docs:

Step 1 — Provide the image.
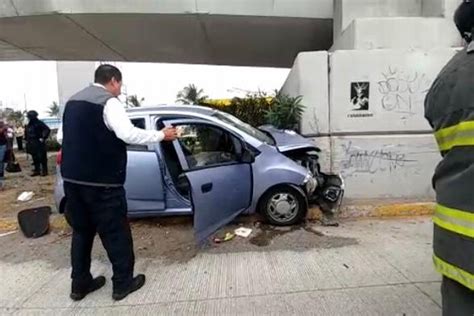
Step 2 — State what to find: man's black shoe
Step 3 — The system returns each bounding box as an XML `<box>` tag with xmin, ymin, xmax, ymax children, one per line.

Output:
<box><xmin>40</xmin><ymin>171</ymin><xmax>48</xmax><ymax>177</ymax></box>
<box><xmin>30</xmin><ymin>172</ymin><xmax>40</xmax><ymax>177</ymax></box>
<box><xmin>112</xmin><ymin>274</ymin><xmax>146</xmax><ymax>301</ymax></box>
<box><xmin>70</xmin><ymin>276</ymin><xmax>106</xmax><ymax>301</ymax></box>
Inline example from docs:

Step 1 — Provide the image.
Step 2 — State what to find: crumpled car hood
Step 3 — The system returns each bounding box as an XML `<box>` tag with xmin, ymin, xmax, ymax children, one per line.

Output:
<box><xmin>258</xmin><ymin>125</ymin><xmax>319</xmax><ymax>152</ymax></box>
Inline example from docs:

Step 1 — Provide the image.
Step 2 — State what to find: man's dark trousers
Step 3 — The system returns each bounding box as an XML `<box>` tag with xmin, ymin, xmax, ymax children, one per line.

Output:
<box><xmin>64</xmin><ymin>181</ymin><xmax>135</xmax><ymax>293</ymax></box>
<box><xmin>16</xmin><ymin>137</ymin><xmax>23</xmax><ymax>151</ymax></box>
<box><xmin>30</xmin><ymin>141</ymin><xmax>48</xmax><ymax>173</ymax></box>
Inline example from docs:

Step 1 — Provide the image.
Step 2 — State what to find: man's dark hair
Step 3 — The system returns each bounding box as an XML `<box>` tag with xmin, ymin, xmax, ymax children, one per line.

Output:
<box><xmin>94</xmin><ymin>64</ymin><xmax>122</xmax><ymax>85</ymax></box>
<box><xmin>455</xmin><ymin>0</ymin><xmax>474</xmax><ymax>43</ymax></box>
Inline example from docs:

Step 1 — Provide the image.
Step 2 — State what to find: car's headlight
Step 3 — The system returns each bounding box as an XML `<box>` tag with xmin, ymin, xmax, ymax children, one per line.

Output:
<box><xmin>304</xmin><ymin>173</ymin><xmax>317</xmax><ymax>195</ymax></box>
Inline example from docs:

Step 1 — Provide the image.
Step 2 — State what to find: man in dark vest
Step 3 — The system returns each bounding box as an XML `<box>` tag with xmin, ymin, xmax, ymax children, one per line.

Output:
<box><xmin>25</xmin><ymin>110</ymin><xmax>50</xmax><ymax>176</ymax></box>
<box><xmin>59</xmin><ymin>64</ymin><xmax>177</xmax><ymax>301</ymax></box>
<box><xmin>424</xmin><ymin>1</ymin><xmax>474</xmax><ymax>314</ymax></box>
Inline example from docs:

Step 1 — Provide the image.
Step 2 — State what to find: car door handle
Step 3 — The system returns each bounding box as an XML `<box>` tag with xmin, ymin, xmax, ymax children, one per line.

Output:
<box><xmin>201</xmin><ymin>183</ymin><xmax>213</xmax><ymax>193</ymax></box>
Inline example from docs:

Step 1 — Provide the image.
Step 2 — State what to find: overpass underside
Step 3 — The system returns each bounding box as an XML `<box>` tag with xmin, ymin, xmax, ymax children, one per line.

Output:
<box><xmin>0</xmin><ymin>13</ymin><xmax>332</xmax><ymax>67</ymax></box>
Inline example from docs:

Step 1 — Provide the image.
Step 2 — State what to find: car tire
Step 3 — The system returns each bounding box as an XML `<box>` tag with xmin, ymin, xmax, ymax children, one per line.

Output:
<box><xmin>259</xmin><ymin>186</ymin><xmax>307</xmax><ymax>226</ymax></box>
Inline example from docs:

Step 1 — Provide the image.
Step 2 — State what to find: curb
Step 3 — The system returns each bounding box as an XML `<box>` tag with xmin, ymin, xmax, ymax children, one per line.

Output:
<box><xmin>0</xmin><ymin>202</ymin><xmax>435</xmax><ymax>232</ymax></box>
<box><xmin>307</xmin><ymin>201</ymin><xmax>435</xmax><ymax>220</ymax></box>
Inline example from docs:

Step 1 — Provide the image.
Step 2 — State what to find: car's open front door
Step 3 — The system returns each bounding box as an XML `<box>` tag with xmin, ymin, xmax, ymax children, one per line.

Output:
<box><xmin>163</xmin><ymin>119</ymin><xmax>253</xmax><ymax>242</ymax></box>
<box><xmin>186</xmin><ymin>163</ymin><xmax>252</xmax><ymax>242</ymax></box>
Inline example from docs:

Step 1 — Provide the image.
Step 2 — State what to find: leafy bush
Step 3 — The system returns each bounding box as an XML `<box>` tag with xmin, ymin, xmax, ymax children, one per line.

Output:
<box><xmin>46</xmin><ymin>138</ymin><xmax>61</xmax><ymax>152</ymax></box>
<box><xmin>205</xmin><ymin>91</ymin><xmax>272</xmax><ymax>127</ymax></box>
<box><xmin>176</xmin><ymin>84</ymin><xmax>305</xmax><ymax>131</ymax></box>
<box><xmin>46</xmin><ymin>129</ymin><xmax>61</xmax><ymax>152</ymax></box>
<box><xmin>205</xmin><ymin>91</ymin><xmax>304</xmax><ymax>131</ymax></box>
<box><xmin>265</xmin><ymin>92</ymin><xmax>305</xmax><ymax>131</ymax></box>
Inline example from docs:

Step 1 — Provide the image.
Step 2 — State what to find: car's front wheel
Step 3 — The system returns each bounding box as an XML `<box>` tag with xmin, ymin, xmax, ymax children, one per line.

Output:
<box><xmin>259</xmin><ymin>186</ymin><xmax>307</xmax><ymax>226</ymax></box>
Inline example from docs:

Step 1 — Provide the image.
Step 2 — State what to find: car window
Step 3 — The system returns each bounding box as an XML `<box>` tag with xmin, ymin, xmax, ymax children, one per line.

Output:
<box><xmin>128</xmin><ymin>118</ymin><xmax>148</xmax><ymax>151</ymax></box>
<box><xmin>212</xmin><ymin>111</ymin><xmax>275</xmax><ymax>146</ymax></box>
<box><xmin>177</xmin><ymin>124</ymin><xmax>242</xmax><ymax>170</ymax></box>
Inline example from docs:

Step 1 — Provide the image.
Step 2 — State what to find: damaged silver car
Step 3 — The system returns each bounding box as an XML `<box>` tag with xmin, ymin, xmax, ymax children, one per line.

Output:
<box><xmin>54</xmin><ymin>105</ymin><xmax>344</xmax><ymax>241</ymax></box>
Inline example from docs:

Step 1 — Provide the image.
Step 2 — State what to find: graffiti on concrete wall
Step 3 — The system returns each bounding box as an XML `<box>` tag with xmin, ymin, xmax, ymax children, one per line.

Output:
<box><xmin>340</xmin><ymin>141</ymin><xmax>416</xmax><ymax>177</ymax></box>
<box><xmin>377</xmin><ymin>66</ymin><xmax>432</xmax><ymax>116</ymax></box>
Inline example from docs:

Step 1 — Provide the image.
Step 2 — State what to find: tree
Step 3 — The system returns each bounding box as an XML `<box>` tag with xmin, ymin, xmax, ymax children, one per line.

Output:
<box><xmin>126</xmin><ymin>95</ymin><xmax>144</xmax><ymax>108</ymax></box>
<box><xmin>0</xmin><ymin>107</ymin><xmax>24</xmax><ymax>126</ymax></box>
<box><xmin>47</xmin><ymin>101</ymin><xmax>61</xmax><ymax>118</ymax></box>
<box><xmin>176</xmin><ymin>84</ymin><xmax>208</xmax><ymax>105</ymax></box>
<box><xmin>8</xmin><ymin>110</ymin><xmax>25</xmax><ymax>126</ymax></box>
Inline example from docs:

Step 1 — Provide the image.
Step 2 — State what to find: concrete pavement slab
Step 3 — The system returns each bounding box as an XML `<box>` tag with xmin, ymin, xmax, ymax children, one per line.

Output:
<box><xmin>0</xmin><ymin>261</ymin><xmax>61</xmax><ymax>309</ymax></box>
<box><xmin>1</xmin><ymin>217</ymin><xmax>443</xmax><ymax>315</ymax></box>
<box><xmin>415</xmin><ymin>281</ymin><xmax>442</xmax><ymax>307</ymax></box>
<box><xmin>13</xmin><ymin>283</ymin><xmax>440</xmax><ymax>315</ymax></box>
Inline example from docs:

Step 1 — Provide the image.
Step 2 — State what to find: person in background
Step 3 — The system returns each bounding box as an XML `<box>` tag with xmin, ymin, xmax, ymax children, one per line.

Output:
<box><xmin>58</xmin><ymin>64</ymin><xmax>177</xmax><ymax>301</ymax></box>
<box><xmin>0</xmin><ymin>121</ymin><xmax>8</xmax><ymax>190</ymax></box>
<box><xmin>2</xmin><ymin>123</ymin><xmax>15</xmax><ymax>166</ymax></box>
<box><xmin>424</xmin><ymin>1</ymin><xmax>474</xmax><ymax>314</ymax></box>
<box><xmin>6</xmin><ymin>123</ymin><xmax>14</xmax><ymax>150</ymax></box>
<box><xmin>15</xmin><ymin>124</ymin><xmax>25</xmax><ymax>151</ymax></box>
<box><xmin>25</xmin><ymin>110</ymin><xmax>51</xmax><ymax>177</ymax></box>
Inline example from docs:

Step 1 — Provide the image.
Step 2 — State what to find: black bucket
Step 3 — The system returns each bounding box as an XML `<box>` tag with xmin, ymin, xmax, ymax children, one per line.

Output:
<box><xmin>17</xmin><ymin>206</ymin><xmax>51</xmax><ymax>238</ymax></box>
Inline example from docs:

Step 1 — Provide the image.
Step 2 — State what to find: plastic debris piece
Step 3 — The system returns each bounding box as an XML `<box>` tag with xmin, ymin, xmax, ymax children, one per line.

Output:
<box><xmin>0</xmin><ymin>230</ymin><xmax>17</xmax><ymax>238</ymax></box>
<box><xmin>17</xmin><ymin>191</ymin><xmax>35</xmax><ymax>202</ymax></box>
<box><xmin>213</xmin><ymin>232</ymin><xmax>235</xmax><ymax>243</ymax></box>
<box><xmin>234</xmin><ymin>227</ymin><xmax>252</xmax><ymax>238</ymax></box>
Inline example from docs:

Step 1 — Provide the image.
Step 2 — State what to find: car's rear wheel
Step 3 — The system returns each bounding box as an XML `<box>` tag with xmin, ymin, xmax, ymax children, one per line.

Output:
<box><xmin>259</xmin><ymin>186</ymin><xmax>307</xmax><ymax>226</ymax></box>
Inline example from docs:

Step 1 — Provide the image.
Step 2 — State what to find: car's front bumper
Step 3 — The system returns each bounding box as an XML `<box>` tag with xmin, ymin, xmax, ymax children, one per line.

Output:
<box><xmin>308</xmin><ymin>173</ymin><xmax>345</xmax><ymax>213</ymax></box>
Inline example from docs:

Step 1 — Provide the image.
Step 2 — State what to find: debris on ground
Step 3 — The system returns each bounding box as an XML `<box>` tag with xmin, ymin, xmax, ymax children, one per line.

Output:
<box><xmin>0</xmin><ymin>152</ymin><xmax>56</xmax><ymax>218</ymax></box>
<box><xmin>234</xmin><ymin>227</ymin><xmax>252</xmax><ymax>238</ymax></box>
<box><xmin>18</xmin><ymin>206</ymin><xmax>51</xmax><ymax>238</ymax></box>
<box><xmin>213</xmin><ymin>232</ymin><xmax>235</xmax><ymax>243</ymax></box>
<box><xmin>0</xmin><ymin>230</ymin><xmax>17</xmax><ymax>238</ymax></box>
<box><xmin>17</xmin><ymin>191</ymin><xmax>34</xmax><ymax>202</ymax></box>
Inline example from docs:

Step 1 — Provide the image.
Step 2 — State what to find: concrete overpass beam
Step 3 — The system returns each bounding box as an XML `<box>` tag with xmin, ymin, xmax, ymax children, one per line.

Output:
<box><xmin>333</xmin><ymin>0</ymin><xmax>423</xmax><ymax>39</ymax></box>
<box><xmin>6</xmin><ymin>0</ymin><xmax>332</xmax><ymax>18</ymax></box>
<box><xmin>0</xmin><ymin>0</ymin><xmax>334</xmax><ymax>66</ymax></box>
<box><xmin>422</xmin><ymin>0</ymin><xmax>462</xmax><ymax>18</ymax></box>
<box><xmin>331</xmin><ymin>17</ymin><xmax>462</xmax><ymax>51</ymax></box>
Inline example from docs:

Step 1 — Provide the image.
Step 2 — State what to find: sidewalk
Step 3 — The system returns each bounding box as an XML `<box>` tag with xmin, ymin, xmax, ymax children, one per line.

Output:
<box><xmin>0</xmin><ymin>217</ymin><xmax>441</xmax><ymax>315</ymax></box>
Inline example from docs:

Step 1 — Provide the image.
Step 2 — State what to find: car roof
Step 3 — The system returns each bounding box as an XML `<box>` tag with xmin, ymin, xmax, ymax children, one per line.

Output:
<box><xmin>126</xmin><ymin>105</ymin><xmax>216</xmax><ymax>116</ymax></box>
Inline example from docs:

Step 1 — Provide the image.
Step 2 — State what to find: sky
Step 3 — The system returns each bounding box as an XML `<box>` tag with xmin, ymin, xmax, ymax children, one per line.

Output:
<box><xmin>0</xmin><ymin>61</ymin><xmax>290</xmax><ymax>117</ymax></box>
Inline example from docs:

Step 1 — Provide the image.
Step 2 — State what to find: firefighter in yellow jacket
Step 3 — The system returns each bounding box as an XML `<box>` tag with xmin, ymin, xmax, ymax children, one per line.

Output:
<box><xmin>424</xmin><ymin>1</ymin><xmax>474</xmax><ymax>314</ymax></box>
